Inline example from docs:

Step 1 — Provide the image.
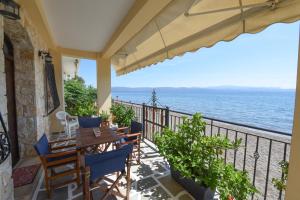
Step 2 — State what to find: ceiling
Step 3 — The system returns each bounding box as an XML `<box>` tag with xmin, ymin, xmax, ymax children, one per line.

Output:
<box><xmin>41</xmin><ymin>0</ymin><xmax>135</xmax><ymax>52</ymax></box>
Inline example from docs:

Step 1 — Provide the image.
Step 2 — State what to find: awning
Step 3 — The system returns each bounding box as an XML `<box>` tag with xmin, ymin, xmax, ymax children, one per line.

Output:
<box><xmin>112</xmin><ymin>0</ymin><xmax>300</xmax><ymax>76</ymax></box>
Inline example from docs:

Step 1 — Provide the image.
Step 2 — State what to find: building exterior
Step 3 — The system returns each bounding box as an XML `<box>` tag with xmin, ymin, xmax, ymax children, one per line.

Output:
<box><xmin>62</xmin><ymin>57</ymin><xmax>80</xmax><ymax>80</ymax></box>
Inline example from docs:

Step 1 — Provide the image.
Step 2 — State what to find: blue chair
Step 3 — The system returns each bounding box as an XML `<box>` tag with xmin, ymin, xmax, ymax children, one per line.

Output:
<box><xmin>78</xmin><ymin>116</ymin><xmax>102</xmax><ymax>128</ymax></box>
<box><xmin>117</xmin><ymin>121</ymin><xmax>143</xmax><ymax>164</ymax></box>
<box><xmin>33</xmin><ymin>134</ymin><xmax>80</xmax><ymax>197</ymax></box>
<box><xmin>83</xmin><ymin>144</ymin><xmax>133</xmax><ymax>200</ymax></box>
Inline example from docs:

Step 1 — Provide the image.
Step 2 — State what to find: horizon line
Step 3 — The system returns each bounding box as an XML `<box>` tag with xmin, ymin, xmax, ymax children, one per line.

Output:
<box><xmin>111</xmin><ymin>86</ymin><xmax>296</xmax><ymax>90</ymax></box>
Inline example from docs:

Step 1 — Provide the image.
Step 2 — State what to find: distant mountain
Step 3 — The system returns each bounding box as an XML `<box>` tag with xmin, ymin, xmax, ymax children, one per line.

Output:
<box><xmin>205</xmin><ymin>86</ymin><xmax>295</xmax><ymax>91</ymax></box>
<box><xmin>112</xmin><ymin>86</ymin><xmax>295</xmax><ymax>92</ymax></box>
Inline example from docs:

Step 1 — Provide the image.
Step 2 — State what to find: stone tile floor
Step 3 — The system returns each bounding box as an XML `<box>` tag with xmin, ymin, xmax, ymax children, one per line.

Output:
<box><xmin>32</xmin><ymin>138</ymin><xmax>196</xmax><ymax>200</ymax></box>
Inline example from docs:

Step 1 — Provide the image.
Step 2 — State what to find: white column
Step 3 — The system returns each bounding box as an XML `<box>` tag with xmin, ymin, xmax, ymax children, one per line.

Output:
<box><xmin>96</xmin><ymin>57</ymin><xmax>112</xmax><ymax>114</ymax></box>
<box><xmin>286</xmin><ymin>27</ymin><xmax>300</xmax><ymax>200</ymax></box>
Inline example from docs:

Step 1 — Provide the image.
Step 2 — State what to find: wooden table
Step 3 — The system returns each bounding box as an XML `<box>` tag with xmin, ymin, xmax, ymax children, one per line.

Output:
<box><xmin>76</xmin><ymin>127</ymin><xmax>120</xmax><ymax>199</ymax></box>
<box><xmin>76</xmin><ymin>127</ymin><xmax>119</xmax><ymax>151</ymax></box>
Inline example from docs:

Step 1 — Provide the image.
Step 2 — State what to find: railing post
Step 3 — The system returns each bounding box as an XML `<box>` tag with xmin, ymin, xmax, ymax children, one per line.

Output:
<box><xmin>142</xmin><ymin>103</ymin><xmax>146</xmax><ymax>139</ymax></box>
<box><xmin>165</xmin><ymin>106</ymin><xmax>169</xmax><ymax>128</ymax></box>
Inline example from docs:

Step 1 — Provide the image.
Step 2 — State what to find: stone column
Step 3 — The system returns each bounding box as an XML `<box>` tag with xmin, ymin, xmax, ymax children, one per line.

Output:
<box><xmin>286</xmin><ymin>28</ymin><xmax>300</xmax><ymax>200</ymax></box>
<box><xmin>96</xmin><ymin>57</ymin><xmax>111</xmax><ymax>114</ymax></box>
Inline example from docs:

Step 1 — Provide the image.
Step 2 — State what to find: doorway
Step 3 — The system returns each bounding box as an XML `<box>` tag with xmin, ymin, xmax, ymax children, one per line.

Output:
<box><xmin>4</xmin><ymin>34</ymin><xmax>20</xmax><ymax>166</ymax></box>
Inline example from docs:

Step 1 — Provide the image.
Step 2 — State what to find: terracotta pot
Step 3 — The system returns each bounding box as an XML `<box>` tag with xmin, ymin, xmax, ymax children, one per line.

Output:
<box><xmin>101</xmin><ymin>120</ymin><xmax>110</xmax><ymax>128</ymax></box>
<box><xmin>228</xmin><ymin>195</ymin><xmax>234</xmax><ymax>200</ymax></box>
<box><xmin>111</xmin><ymin>115</ymin><xmax>116</xmax><ymax>124</ymax></box>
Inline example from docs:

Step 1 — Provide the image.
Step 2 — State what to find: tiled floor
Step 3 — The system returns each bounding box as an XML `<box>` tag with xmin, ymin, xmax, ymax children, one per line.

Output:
<box><xmin>33</xmin><ymin>138</ymin><xmax>195</xmax><ymax>200</ymax></box>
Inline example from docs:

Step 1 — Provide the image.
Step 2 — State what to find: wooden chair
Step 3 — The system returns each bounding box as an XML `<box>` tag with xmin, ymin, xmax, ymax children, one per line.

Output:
<box><xmin>33</xmin><ymin>134</ymin><xmax>80</xmax><ymax>197</ymax></box>
<box><xmin>117</xmin><ymin>121</ymin><xmax>143</xmax><ymax>164</ymax></box>
<box><xmin>78</xmin><ymin>116</ymin><xmax>102</xmax><ymax>128</ymax></box>
<box><xmin>83</xmin><ymin>144</ymin><xmax>133</xmax><ymax>200</ymax></box>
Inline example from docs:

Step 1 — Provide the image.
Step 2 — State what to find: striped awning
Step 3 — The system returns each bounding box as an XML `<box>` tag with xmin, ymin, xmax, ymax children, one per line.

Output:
<box><xmin>112</xmin><ymin>0</ymin><xmax>300</xmax><ymax>75</ymax></box>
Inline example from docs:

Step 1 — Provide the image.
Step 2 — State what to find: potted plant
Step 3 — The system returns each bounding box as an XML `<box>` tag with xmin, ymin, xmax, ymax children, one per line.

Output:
<box><xmin>110</xmin><ymin>104</ymin><xmax>135</xmax><ymax>127</ymax></box>
<box><xmin>99</xmin><ymin>111</ymin><xmax>110</xmax><ymax>127</ymax></box>
<box><xmin>155</xmin><ymin>113</ymin><xmax>257</xmax><ymax>200</ymax></box>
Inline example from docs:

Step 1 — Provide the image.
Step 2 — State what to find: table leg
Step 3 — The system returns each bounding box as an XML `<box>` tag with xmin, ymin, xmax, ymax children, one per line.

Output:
<box><xmin>82</xmin><ymin>166</ymin><xmax>90</xmax><ymax>200</ymax></box>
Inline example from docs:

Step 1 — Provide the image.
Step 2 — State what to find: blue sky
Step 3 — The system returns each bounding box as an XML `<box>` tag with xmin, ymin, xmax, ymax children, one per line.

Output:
<box><xmin>78</xmin><ymin>22</ymin><xmax>299</xmax><ymax>89</ymax></box>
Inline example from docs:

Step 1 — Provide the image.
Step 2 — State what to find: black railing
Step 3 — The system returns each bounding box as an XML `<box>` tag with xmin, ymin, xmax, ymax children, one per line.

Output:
<box><xmin>0</xmin><ymin>112</ymin><xmax>11</xmax><ymax>165</ymax></box>
<box><xmin>114</xmin><ymin>99</ymin><xmax>291</xmax><ymax>200</ymax></box>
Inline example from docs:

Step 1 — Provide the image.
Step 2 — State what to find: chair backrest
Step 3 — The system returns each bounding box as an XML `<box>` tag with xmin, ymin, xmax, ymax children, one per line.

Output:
<box><xmin>130</xmin><ymin>121</ymin><xmax>143</xmax><ymax>133</ymax></box>
<box><xmin>85</xmin><ymin>144</ymin><xmax>133</xmax><ymax>181</ymax></box>
<box><xmin>34</xmin><ymin>134</ymin><xmax>49</xmax><ymax>156</ymax></box>
<box><xmin>56</xmin><ymin>111</ymin><xmax>69</xmax><ymax>120</ymax></box>
<box><xmin>56</xmin><ymin>111</ymin><xmax>70</xmax><ymax>126</ymax></box>
<box><xmin>125</xmin><ymin>121</ymin><xmax>143</xmax><ymax>142</ymax></box>
<box><xmin>78</xmin><ymin>116</ymin><xmax>102</xmax><ymax>128</ymax></box>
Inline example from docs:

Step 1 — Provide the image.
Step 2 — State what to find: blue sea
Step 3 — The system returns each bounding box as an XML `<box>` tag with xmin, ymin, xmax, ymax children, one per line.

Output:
<box><xmin>112</xmin><ymin>87</ymin><xmax>295</xmax><ymax>134</ymax></box>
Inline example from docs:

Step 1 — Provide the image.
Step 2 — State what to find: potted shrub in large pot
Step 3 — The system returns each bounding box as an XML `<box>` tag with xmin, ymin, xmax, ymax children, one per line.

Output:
<box><xmin>99</xmin><ymin>111</ymin><xmax>110</xmax><ymax>128</ymax></box>
<box><xmin>155</xmin><ymin>113</ymin><xmax>257</xmax><ymax>200</ymax></box>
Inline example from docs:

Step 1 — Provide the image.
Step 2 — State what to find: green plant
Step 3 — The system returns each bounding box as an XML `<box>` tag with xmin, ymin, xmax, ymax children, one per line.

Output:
<box><xmin>64</xmin><ymin>76</ymin><xmax>97</xmax><ymax>116</ymax></box>
<box><xmin>155</xmin><ymin>113</ymin><xmax>257</xmax><ymax>200</ymax></box>
<box><xmin>218</xmin><ymin>164</ymin><xmax>258</xmax><ymax>200</ymax></box>
<box><xmin>272</xmin><ymin>160</ymin><xmax>289</xmax><ymax>191</ymax></box>
<box><xmin>99</xmin><ymin>111</ymin><xmax>110</xmax><ymax>121</ymax></box>
<box><xmin>110</xmin><ymin>104</ymin><xmax>135</xmax><ymax>127</ymax></box>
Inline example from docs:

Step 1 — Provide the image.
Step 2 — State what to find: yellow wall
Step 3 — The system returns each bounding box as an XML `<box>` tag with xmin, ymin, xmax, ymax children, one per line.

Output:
<box><xmin>286</xmin><ymin>29</ymin><xmax>300</xmax><ymax>200</ymax></box>
<box><xmin>96</xmin><ymin>57</ymin><xmax>112</xmax><ymax>114</ymax></box>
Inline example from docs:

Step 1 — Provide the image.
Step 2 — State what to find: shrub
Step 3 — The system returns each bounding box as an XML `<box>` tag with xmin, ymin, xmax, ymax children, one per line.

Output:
<box><xmin>155</xmin><ymin>113</ymin><xmax>257</xmax><ymax>200</ymax></box>
<box><xmin>110</xmin><ymin>104</ymin><xmax>135</xmax><ymax>127</ymax></box>
<box><xmin>64</xmin><ymin>77</ymin><xmax>97</xmax><ymax>116</ymax></box>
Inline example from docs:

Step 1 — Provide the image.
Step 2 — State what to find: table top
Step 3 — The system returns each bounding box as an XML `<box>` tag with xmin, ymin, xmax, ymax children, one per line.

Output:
<box><xmin>76</xmin><ymin>127</ymin><xmax>119</xmax><ymax>149</ymax></box>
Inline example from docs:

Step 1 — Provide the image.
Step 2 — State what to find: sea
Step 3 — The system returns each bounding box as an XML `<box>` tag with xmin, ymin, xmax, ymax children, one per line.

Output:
<box><xmin>112</xmin><ymin>87</ymin><xmax>295</xmax><ymax>134</ymax></box>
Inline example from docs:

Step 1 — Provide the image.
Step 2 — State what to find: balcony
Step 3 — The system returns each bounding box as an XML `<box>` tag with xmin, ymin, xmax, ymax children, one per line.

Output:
<box><xmin>114</xmin><ymin>100</ymin><xmax>291</xmax><ymax>200</ymax></box>
<box><xmin>10</xmin><ymin>99</ymin><xmax>291</xmax><ymax>200</ymax></box>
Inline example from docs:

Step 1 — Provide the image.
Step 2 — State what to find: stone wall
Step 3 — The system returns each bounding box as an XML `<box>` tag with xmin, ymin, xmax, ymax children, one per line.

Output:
<box><xmin>3</xmin><ymin>11</ymin><xmax>49</xmax><ymax>158</ymax></box>
<box><xmin>0</xmin><ymin>16</ymin><xmax>14</xmax><ymax>200</ymax></box>
<box><xmin>0</xmin><ymin>8</ymin><xmax>54</xmax><ymax>200</ymax></box>
<box><xmin>4</xmin><ymin>19</ymin><xmax>37</xmax><ymax>158</ymax></box>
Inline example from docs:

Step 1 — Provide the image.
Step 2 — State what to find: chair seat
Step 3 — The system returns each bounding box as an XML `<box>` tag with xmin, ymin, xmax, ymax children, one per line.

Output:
<box><xmin>69</xmin><ymin>120</ymin><xmax>78</xmax><ymax>126</ymax></box>
<box><xmin>48</xmin><ymin>152</ymin><xmax>77</xmax><ymax>162</ymax></box>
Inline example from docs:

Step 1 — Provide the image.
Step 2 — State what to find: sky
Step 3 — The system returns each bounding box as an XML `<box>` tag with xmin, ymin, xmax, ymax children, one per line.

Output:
<box><xmin>78</xmin><ymin>22</ymin><xmax>300</xmax><ymax>89</ymax></box>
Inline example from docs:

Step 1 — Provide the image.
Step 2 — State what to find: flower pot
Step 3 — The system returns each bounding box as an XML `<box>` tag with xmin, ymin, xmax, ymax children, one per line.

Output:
<box><xmin>227</xmin><ymin>195</ymin><xmax>234</xmax><ymax>200</ymax></box>
<box><xmin>101</xmin><ymin>120</ymin><xmax>110</xmax><ymax>128</ymax></box>
<box><xmin>170</xmin><ymin>166</ymin><xmax>215</xmax><ymax>200</ymax></box>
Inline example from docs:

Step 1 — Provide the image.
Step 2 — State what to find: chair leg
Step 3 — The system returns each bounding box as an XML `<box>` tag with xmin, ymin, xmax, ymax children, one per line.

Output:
<box><xmin>126</xmin><ymin>155</ymin><xmax>132</xmax><ymax>199</ymax></box>
<box><xmin>90</xmin><ymin>191</ymin><xmax>94</xmax><ymax>200</ymax></box>
<box><xmin>137</xmin><ymin>142</ymin><xmax>141</xmax><ymax>164</ymax></box>
<box><xmin>76</xmin><ymin>160</ymin><xmax>80</xmax><ymax>186</ymax></box>
<box><xmin>101</xmin><ymin>172</ymin><xmax>124</xmax><ymax>200</ymax></box>
<box><xmin>44</xmin><ymin>169</ymin><xmax>51</xmax><ymax>198</ymax></box>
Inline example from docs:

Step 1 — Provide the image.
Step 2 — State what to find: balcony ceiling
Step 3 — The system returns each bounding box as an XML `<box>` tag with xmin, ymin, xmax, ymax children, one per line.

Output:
<box><xmin>41</xmin><ymin>0</ymin><xmax>135</xmax><ymax>52</ymax></box>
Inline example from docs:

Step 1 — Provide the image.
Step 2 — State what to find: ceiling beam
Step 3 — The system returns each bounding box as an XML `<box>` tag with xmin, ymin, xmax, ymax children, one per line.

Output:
<box><xmin>58</xmin><ymin>47</ymin><xmax>99</xmax><ymax>60</ymax></box>
<box><xmin>102</xmin><ymin>0</ymin><xmax>173</xmax><ymax>59</ymax></box>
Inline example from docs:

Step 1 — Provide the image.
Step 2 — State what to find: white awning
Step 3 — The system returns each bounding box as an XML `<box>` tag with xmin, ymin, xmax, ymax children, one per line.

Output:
<box><xmin>112</xmin><ymin>0</ymin><xmax>300</xmax><ymax>75</ymax></box>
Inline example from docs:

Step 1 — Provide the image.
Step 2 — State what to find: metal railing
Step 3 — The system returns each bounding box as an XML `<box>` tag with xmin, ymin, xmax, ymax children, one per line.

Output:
<box><xmin>113</xmin><ymin>99</ymin><xmax>291</xmax><ymax>200</ymax></box>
